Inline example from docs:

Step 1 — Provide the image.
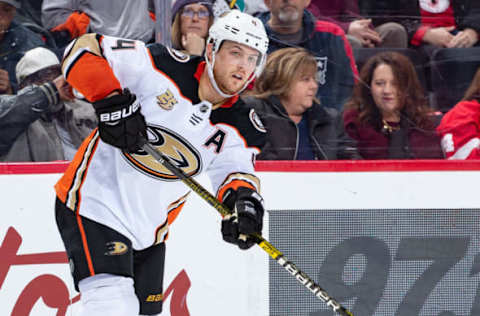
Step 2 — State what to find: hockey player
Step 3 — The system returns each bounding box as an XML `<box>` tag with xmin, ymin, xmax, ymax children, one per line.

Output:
<box><xmin>54</xmin><ymin>10</ymin><xmax>268</xmax><ymax>316</ymax></box>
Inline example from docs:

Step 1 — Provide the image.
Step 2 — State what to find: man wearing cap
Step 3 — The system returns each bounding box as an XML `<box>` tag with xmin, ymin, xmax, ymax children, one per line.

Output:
<box><xmin>0</xmin><ymin>47</ymin><xmax>97</xmax><ymax>161</ymax></box>
<box><xmin>0</xmin><ymin>0</ymin><xmax>44</xmax><ymax>94</ymax></box>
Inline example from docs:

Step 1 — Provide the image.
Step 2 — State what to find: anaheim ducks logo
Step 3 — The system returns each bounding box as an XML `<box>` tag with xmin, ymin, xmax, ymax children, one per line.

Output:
<box><xmin>105</xmin><ymin>241</ymin><xmax>128</xmax><ymax>256</ymax></box>
<box><xmin>123</xmin><ymin>125</ymin><xmax>202</xmax><ymax>181</ymax></box>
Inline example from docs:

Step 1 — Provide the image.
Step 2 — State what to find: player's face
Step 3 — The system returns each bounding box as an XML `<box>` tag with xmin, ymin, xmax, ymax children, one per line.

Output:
<box><xmin>281</xmin><ymin>67</ymin><xmax>318</xmax><ymax>114</ymax></box>
<box><xmin>180</xmin><ymin>3</ymin><xmax>210</xmax><ymax>38</ymax></box>
<box><xmin>371</xmin><ymin>63</ymin><xmax>401</xmax><ymax>120</ymax></box>
<box><xmin>212</xmin><ymin>41</ymin><xmax>259</xmax><ymax>95</ymax></box>
<box><xmin>265</xmin><ymin>0</ymin><xmax>310</xmax><ymax>24</ymax></box>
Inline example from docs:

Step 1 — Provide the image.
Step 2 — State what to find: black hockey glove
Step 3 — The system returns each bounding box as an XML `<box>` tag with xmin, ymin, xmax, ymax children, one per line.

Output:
<box><xmin>221</xmin><ymin>187</ymin><xmax>264</xmax><ymax>250</ymax></box>
<box><xmin>93</xmin><ymin>88</ymin><xmax>147</xmax><ymax>152</ymax></box>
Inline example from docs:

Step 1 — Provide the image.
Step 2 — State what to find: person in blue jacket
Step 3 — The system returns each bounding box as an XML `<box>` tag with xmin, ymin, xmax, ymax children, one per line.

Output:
<box><xmin>258</xmin><ymin>0</ymin><xmax>358</xmax><ymax>111</ymax></box>
<box><xmin>0</xmin><ymin>0</ymin><xmax>44</xmax><ymax>94</ymax></box>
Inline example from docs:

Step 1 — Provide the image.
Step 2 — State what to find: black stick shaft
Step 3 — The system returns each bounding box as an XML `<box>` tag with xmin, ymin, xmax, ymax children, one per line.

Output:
<box><xmin>141</xmin><ymin>142</ymin><xmax>353</xmax><ymax>316</ymax></box>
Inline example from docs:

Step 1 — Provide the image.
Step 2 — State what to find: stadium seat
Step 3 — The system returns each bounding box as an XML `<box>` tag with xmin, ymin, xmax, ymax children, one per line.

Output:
<box><xmin>429</xmin><ymin>47</ymin><xmax>480</xmax><ymax>112</ymax></box>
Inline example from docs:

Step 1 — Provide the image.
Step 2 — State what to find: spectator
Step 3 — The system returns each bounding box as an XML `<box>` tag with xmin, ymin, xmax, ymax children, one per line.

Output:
<box><xmin>396</xmin><ymin>0</ymin><xmax>480</xmax><ymax>50</ymax></box>
<box><xmin>308</xmin><ymin>0</ymin><xmax>407</xmax><ymax>49</ymax></box>
<box><xmin>343</xmin><ymin>51</ymin><xmax>443</xmax><ymax>159</ymax></box>
<box><xmin>437</xmin><ymin>67</ymin><xmax>480</xmax><ymax>159</ymax></box>
<box><xmin>0</xmin><ymin>0</ymin><xmax>44</xmax><ymax>94</ymax></box>
<box><xmin>0</xmin><ymin>47</ymin><xmax>96</xmax><ymax>161</ymax></box>
<box><xmin>244</xmin><ymin>0</ymin><xmax>268</xmax><ymax>15</ymax></box>
<box><xmin>211</xmin><ymin>0</ymin><xmax>268</xmax><ymax>16</ymax></box>
<box><xmin>171</xmin><ymin>0</ymin><xmax>213</xmax><ymax>56</ymax></box>
<box><xmin>258</xmin><ymin>0</ymin><xmax>358</xmax><ymax>111</ymax></box>
<box><xmin>244</xmin><ymin>47</ymin><xmax>359</xmax><ymax>160</ymax></box>
<box><xmin>41</xmin><ymin>0</ymin><xmax>155</xmax><ymax>48</ymax></box>
<box><xmin>15</xmin><ymin>0</ymin><xmax>43</xmax><ymax>26</ymax></box>
<box><xmin>402</xmin><ymin>1</ymin><xmax>480</xmax><ymax>112</ymax></box>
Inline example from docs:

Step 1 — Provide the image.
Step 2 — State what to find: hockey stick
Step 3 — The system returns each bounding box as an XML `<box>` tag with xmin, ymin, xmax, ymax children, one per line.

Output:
<box><xmin>141</xmin><ymin>142</ymin><xmax>353</xmax><ymax>316</ymax></box>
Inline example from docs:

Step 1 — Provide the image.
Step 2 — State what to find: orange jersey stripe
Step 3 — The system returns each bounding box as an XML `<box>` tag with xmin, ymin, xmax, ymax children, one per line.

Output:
<box><xmin>167</xmin><ymin>201</ymin><xmax>186</xmax><ymax>225</ymax></box>
<box><xmin>76</xmin><ymin>213</ymin><xmax>95</xmax><ymax>276</ymax></box>
<box><xmin>55</xmin><ymin>131</ymin><xmax>100</xmax><ymax>211</ymax></box>
<box><xmin>65</xmin><ymin>52</ymin><xmax>121</xmax><ymax>102</ymax></box>
<box><xmin>166</xmin><ymin>192</ymin><xmax>190</xmax><ymax>225</ymax></box>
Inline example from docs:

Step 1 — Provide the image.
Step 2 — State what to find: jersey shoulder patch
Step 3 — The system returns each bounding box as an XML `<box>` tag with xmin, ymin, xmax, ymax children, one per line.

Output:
<box><xmin>248</xmin><ymin>108</ymin><xmax>266</xmax><ymax>133</ymax></box>
<box><xmin>166</xmin><ymin>47</ymin><xmax>191</xmax><ymax>63</ymax></box>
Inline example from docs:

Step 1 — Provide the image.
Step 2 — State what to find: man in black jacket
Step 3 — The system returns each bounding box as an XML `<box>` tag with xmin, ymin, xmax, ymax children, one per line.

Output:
<box><xmin>258</xmin><ymin>0</ymin><xmax>358</xmax><ymax>111</ymax></box>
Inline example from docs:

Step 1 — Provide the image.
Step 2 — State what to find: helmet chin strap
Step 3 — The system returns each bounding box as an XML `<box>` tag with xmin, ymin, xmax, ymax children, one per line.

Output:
<box><xmin>205</xmin><ymin>44</ymin><xmax>256</xmax><ymax>100</ymax></box>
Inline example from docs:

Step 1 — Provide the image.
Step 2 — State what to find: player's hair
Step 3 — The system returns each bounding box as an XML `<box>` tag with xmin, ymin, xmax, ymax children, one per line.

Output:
<box><xmin>170</xmin><ymin>3</ymin><xmax>214</xmax><ymax>51</ymax></box>
<box><xmin>462</xmin><ymin>67</ymin><xmax>480</xmax><ymax>102</ymax></box>
<box><xmin>344</xmin><ymin>51</ymin><xmax>434</xmax><ymax>131</ymax></box>
<box><xmin>251</xmin><ymin>47</ymin><xmax>318</xmax><ymax>101</ymax></box>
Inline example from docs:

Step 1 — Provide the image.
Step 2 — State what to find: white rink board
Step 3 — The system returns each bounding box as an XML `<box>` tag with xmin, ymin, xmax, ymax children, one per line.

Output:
<box><xmin>0</xmin><ymin>169</ymin><xmax>479</xmax><ymax>316</ymax></box>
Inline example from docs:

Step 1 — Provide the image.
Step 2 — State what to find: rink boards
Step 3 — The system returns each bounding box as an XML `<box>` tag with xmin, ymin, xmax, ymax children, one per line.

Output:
<box><xmin>0</xmin><ymin>160</ymin><xmax>479</xmax><ymax>316</ymax></box>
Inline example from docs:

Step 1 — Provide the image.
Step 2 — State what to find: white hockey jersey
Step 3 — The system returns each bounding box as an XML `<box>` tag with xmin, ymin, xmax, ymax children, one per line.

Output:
<box><xmin>55</xmin><ymin>34</ymin><xmax>266</xmax><ymax>250</ymax></box>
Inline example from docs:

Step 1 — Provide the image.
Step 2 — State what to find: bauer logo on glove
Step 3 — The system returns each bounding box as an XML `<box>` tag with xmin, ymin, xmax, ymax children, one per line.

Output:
<box><xmin>93</xmin><ymin>88</ymin><xmax>147</xmax><ymax>152</ymax></box>
<box><xmin>98</xmin><ymin>98</ymin><xmax>141</xmax><ymax>123</ymax></box>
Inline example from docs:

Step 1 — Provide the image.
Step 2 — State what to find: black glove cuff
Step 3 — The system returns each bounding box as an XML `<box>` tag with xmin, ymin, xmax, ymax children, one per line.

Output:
<box><xmin>93</xmin><ymin>91</ymin><xmax>131</xmax><ymax>111</ymax></box>
<box><xmin>223</xmin><ymin>187</ymin><xmax>264</xmax><ymax>217</ymax></box>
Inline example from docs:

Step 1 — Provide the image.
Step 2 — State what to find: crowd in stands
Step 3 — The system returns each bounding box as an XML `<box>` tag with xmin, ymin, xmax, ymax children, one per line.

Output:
<box><xmin>1</xmin><ymin>0</ymin><xmax>480</xmax><ymax>162</ymax></box>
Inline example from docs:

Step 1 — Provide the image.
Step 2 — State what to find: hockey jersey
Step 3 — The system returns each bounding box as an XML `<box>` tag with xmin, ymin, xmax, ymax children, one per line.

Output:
<box><xmin>437</xmin><ymin>99</ymin><xmax>480</xmax><ymax>159</ymax></box>
<box><xmin>55</xmin><ymin>34</ymin><xmax>266</xmax><ymax>250</ymax></box>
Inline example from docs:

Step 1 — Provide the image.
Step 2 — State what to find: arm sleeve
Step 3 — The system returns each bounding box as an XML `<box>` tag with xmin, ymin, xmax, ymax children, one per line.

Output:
<box><xmin>315</xmin><ymin>21</ymin><xmax>358</xmax><ymax>110</ymax></box>
<box><xmin>439</xmin><ymin>124</ymin><xmax>480</xmax><ymax>159</ymax></box>
<box><xmin>437</xmin><ymin>102</ymin><xmax>480</xmax><ymax>159</ymax></box>
<box><xmin>206</xmin><ymin>125</ymin><xmax>261</xmax><ymax>203</ymax></box>
<box><xmin>459</xmin><ymin>1</ymin><xmax>480</xmax><ymax>33</ymax></box>
<box><xmin>0</xmin><ymin>84</ymin><xmax>59</xmax><ymax>155</ymax></box>
<box><xmin>341</xmin><ymin>0</ymin><xmax>363</xmax><ymax>33</ymax></box>
<box><xmin>61</xmin><ymin>33</ymin><xmax>150</xmax><ymax>102</ymax></box>
<box><xmin>410</xmin><ymin>26</ymin><xmax>431</xmax><ymax>46</ymax></box>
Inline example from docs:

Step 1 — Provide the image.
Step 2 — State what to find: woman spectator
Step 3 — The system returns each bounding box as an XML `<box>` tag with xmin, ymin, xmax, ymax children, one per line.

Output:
<box><xmin>343</xmin><ymin>51</ymin><xmax>443</xmax><ymax>159</ymax></box>
<box><xmin>171</xmin><ymin>0</ymin><xmax>214</xmax><ymax>56</ymax></box>
<box><xmin>243</xmin><ymin>47</ymin><xmax>359</xmax><ymax>160</ymax></box>
<box><xmin>437</xmin><ymin>67</ymin><xmax>480</xmax><ymax>159</ymax></box>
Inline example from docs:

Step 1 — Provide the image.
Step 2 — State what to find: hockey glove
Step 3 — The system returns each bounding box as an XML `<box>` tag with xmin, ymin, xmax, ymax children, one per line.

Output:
<box><xmin>93</xmin><ymin>89</ymin><xmax>147</xmax><ymax>152</ymax></box>
<box><xmin>221</xmin><ymin>187</ymin><xmax>264</xmax><ymax>250</ymax></box>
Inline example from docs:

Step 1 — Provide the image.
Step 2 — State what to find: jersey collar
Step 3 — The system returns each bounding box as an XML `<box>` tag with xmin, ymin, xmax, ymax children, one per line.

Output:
<box><xmin>194</xmin><ymin>61</ymin><xmax>239</xmax><ymax>109</ymax></box>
